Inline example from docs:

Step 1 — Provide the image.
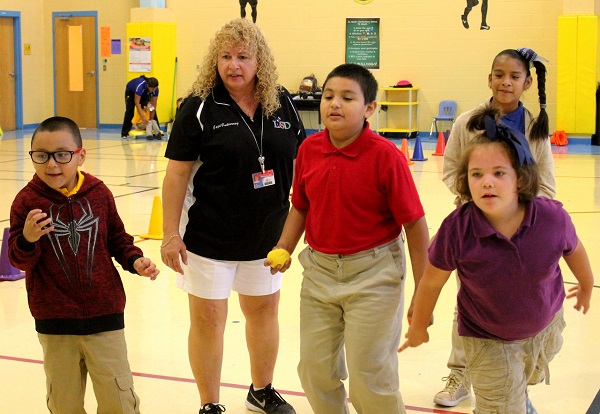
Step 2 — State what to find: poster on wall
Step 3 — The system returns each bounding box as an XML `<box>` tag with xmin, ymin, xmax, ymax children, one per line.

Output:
<box><xmin>345</xmin><ymin>18</ymin><xmax>380</xmax><ymax>69</ymax></box>
<box><xmin>128</xmin><ymin>37</ymin><xmax>151</xmax><ymax>72</ymax></box>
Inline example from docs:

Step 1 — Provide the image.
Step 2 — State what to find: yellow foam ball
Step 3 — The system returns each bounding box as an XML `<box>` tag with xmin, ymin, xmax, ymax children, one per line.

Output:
<box><xmin>267</xmin><ymin>248</ymin><xmax>290</xmax><ymax>268</ymax></box>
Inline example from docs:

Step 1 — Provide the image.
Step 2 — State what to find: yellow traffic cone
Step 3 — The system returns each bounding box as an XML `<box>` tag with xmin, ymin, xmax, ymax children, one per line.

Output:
<box><xmin>140</xmin><ymin>196</ymin><xmax>163</xmax><ymax>239</ymax></box>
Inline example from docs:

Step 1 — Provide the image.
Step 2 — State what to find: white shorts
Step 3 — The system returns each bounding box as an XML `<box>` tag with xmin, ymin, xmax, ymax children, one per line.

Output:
<box><xmin>176</xmin><ymin>251</ymin><xmax>283</xmax><ymax>299</ymax></box>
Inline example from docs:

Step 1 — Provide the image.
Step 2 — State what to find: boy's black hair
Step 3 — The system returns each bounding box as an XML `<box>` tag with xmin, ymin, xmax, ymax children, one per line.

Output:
<box><xmin>147</xmin><ymin>77</ymin><xmax>159</xmax><ymax>88</ymax></box>
<box><xmin>492</xmin><ymin>49</ymin><xmax>548</xmax><ymax>141</ymax></box>
<box><xmin>322</xmin><ymin>63</ymin><xmax>378</xmax><ymax>103</ymax></box>
<box><xmin>31</xmin><ymin>116</ymin><xmax>83</xmax><ymax>148</ymax></box>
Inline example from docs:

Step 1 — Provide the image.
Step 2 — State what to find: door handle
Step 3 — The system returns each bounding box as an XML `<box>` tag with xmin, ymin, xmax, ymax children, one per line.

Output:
<box><xmin>86</xmin><ymin>70</ymin><xmax>95</xmax><ymax>76</ymax></box>
<box><xmin>9</xmin><ymin>72</ymin><xmax>16</xmax><ymax>78</ymax></box>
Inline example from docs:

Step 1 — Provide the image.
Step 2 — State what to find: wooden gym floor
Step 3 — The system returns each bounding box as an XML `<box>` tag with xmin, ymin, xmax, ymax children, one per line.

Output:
<box><xmin>0</xmin><ymin>129</ymin><xmax>598</xmax><ymax>413</ymax></box>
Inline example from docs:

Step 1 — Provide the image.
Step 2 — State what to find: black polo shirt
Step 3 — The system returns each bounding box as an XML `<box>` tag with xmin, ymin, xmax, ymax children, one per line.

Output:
<box><xmin>166</xmin><ymin>84</ymin><xmax>306</xmax><ymax>261</ymax></box>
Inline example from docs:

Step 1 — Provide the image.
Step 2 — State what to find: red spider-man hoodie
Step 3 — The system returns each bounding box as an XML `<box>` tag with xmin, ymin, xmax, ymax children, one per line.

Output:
<box><xmin>8</xmin><ymin>171</ymin><xmax>143</xmax><ymax>335</ymax></box>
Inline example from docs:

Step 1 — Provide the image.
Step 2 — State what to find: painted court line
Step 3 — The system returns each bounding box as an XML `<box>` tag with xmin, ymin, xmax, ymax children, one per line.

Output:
<box><xmin>0</xmin><ymin>354</ymin><xmax>467</xmax><ymax>413</ymax></box>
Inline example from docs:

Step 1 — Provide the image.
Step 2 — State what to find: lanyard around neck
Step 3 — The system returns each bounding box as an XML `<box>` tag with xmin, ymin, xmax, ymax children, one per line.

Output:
<box><xmin>239</xmin><ymin>111</ymin><xmax>265</xmax><ymax>173</ymax></box>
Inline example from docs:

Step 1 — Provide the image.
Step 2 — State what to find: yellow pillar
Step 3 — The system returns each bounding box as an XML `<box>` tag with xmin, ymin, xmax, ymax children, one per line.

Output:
<box><xmin>556</xmin><ymin>14</ymin><xmax>598</xmax><ymax>134</ymax></box>
<box><xmin>126</xmin><ymin>7</ymin><xmax>176</xmax><ymax>124</ymax></box>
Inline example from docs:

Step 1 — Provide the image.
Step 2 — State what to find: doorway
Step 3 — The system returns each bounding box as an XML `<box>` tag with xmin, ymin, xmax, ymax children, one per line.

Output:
<box><xmin>0</xmin><ymin>11</ymin><xmax>23</xmax><ymax>131</ymax></box>
<box><xmin>53</xmin><ymin>12</ymin><xmax>98</xmax><ymax>128</ymax></box>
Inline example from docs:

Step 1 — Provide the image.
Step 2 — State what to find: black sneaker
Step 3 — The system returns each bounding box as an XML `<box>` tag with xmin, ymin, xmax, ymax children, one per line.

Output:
<box><xmin>480</xmin><ymin>23</ymin><xmax>490</xmax><ymax>30</ymax></box>
<box><xmin>245</xmin><ymin>384</ymin><xmax>296</xmax><ymax>413</ymax></box>
<box><xmin>199</xmin><ymin>403</ymin><xmax>226</xmax><ymax>414</ymax></box>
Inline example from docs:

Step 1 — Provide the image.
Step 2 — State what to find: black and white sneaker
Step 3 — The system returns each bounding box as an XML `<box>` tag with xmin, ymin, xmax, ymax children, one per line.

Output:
<box><xmin>245</xmin><ymin>384</ymin><xmax>296</xmax><ymax>414</ymax></box>
<box><xmin>199</xmin><ymin>403</ymin><xmax>226</xmax><ymax>414</ymax></box>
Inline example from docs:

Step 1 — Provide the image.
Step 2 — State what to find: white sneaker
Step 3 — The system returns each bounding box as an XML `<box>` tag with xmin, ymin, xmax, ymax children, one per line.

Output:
<box><xmin>433</xmin><ymin>374</ymin><xmax>471</xmax><ymax>407</ymax></box>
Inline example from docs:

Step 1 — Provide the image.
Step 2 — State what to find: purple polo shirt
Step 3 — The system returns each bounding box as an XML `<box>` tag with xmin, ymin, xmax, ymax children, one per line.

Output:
<box><xmin>429</xmin><ymin>197</ymin><xmax>577</xmax><ymax>340</ymax></box>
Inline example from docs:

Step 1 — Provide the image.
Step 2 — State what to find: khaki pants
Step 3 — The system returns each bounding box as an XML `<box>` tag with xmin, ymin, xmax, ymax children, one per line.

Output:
<box><xmin>38</xmin><ymin>329</ymin><xmax>140</xmax><ymax>414</ymax></box>
<box><xmin>297</xmin><ymin>237</ymin><xmax>407</xmax><ymax>414</ymax></box>
<box><xmin>447</xmin><ymin>276</ymin><xmax>469</xmax><ymax>386</ymax></box>
<box><xmin>462</xmin><ymin>308</ymin><xmax>565</xmax><ymax>414</ymax></box>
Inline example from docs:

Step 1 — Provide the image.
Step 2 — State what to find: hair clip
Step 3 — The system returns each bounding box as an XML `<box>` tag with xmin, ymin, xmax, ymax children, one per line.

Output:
<box><xmin>517</xmin><ymin>48</ymin><xmax>549</xmax><ymax>63</ymax></box>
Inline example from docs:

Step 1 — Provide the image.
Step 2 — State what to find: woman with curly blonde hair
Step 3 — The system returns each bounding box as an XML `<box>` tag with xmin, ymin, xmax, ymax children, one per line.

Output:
<box><xmin>161</xmin><ymin>18</ymin><xmax>305</xmax><ymax>414</ymax></box>
<box><xmin>190</xmin><ymin>18</ymin><xmax>280</xmax><ymax>118</ymax></box>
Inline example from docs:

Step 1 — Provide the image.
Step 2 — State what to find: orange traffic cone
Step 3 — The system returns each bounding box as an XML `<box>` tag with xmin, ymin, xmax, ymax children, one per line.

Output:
<box><xmin>140</xmin><ymin>196</ymin><xmax>163</xmax><ymax>240</ymax></box>
<box><xmin>432</xmin><ymin>131</ymin><xmax>446</xmax><ymax>156</ymax></box>
<box><xmin>0</xmin><ymin>227</ymin><xmax>25</xmax><ymax>281</ymax></box>
<box><xmin>401</xmin><ymin>139</ymin><xmax>414</xmax><ymax>165</ymax></box>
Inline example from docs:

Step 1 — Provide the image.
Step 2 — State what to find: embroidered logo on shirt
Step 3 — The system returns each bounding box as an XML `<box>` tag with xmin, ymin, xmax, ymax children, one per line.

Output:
<box><xmin>213</xmin><ymin>122</ymin><xmax>239</xmax><ymax>130</ymax></box>
<box><xmin>272</xmin><ymin>117</ymin><xmax>291</xmax><ymax>130</ymax></box>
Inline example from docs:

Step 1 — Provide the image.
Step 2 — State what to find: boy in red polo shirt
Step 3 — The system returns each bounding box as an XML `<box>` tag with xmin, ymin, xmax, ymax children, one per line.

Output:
<box><xmin>268</xmin><ymin>63</ymin><xmax>430</xmax><ymax>414</ymax></box>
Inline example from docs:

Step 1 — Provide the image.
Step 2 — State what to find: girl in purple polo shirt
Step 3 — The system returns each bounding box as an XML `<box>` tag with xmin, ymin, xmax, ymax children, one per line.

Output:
<box><xmin>435</xmin><ymin>47</ymin><xmax>556</xmax><ymax>409</ymax></box>
<box><xmin>399</xmin><ymin>109</ymin><xmax>594</xmax><ymax>414</ymax></box>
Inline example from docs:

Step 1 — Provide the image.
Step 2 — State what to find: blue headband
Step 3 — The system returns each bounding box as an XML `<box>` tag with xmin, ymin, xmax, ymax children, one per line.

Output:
<box><xmin>484</xmin><ymin>116</ymin><xmax>536</xmax><ymax>167</ymax></box>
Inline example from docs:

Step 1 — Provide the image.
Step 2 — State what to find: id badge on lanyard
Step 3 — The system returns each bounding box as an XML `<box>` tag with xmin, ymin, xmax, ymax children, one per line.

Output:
<box><xmin>252</xmin><ymin>170</ymin><xmax>275</xmax><ymax>189</ymax></box>
<box><xmin>240</xmin><ymin>110</ymin><xmax>276</xmax><ymax>189</ymax></box>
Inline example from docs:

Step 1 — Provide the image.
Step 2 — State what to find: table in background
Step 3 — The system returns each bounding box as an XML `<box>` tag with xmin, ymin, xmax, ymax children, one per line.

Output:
<box><xmin>291</xmin><ymin>94</ymin><xmax>321</xmax><ymax>129</ymax></box>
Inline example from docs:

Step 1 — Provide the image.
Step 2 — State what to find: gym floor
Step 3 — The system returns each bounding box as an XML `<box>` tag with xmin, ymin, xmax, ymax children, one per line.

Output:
<box><xmin>0</xmin><ymin>129</ymin><xmax>598</xmax><ymax>413</ymax></box>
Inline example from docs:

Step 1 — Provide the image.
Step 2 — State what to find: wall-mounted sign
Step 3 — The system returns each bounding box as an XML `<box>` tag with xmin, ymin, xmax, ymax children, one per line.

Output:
<box><xmin>128</xmin><ymin>37</ymin><xmax>151</xmax><ymax>72</ymax></box>
<box><xmin>101</xmin><ymin>26</ymin><xmax>111</xmax><ymax>57</ymax></box>
<box><xmin>345</xmin><ymin>18</ymin><xmax>380</xmax><ymax>69</ymax></box>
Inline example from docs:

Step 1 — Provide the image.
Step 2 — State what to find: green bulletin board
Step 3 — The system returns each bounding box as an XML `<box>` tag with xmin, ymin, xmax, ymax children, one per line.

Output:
<box><xmin>345</xmin><ymin>18</ymin><xmax>380</xmax><ymax>69</ymax></box>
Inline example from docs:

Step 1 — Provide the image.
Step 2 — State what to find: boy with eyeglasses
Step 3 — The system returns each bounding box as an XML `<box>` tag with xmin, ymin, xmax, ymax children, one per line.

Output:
<box><xmin>8</xmin><ymin>116</ymin><xmax>159</xmax><ymax>413</ymax></box>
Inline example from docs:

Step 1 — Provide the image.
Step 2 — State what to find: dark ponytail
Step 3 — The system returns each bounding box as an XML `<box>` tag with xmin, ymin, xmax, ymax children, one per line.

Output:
<box><xmin>466</xmin><ymin>105</ymin><xmax>506</xmax><ymax>133</ymax></box>
<box><xmin>513</xmin><ymin>48</ymin><xmax>550</xmax><ymax>141</ymax></box>
<box><xmin>529</xmin><ymin>60</ymin><xmax>549</xmax><ymax>141</ymax></box>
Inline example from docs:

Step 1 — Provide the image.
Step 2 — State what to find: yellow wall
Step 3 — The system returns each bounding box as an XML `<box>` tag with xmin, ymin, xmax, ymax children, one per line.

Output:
<box><xmin>3</xmin><ymin>0</ymin><xmax>570</xmax><ymax>132</ymax></box>
<box><xmin>164</xmin><ymin>0</ymin><xmax>563</xmax><ymax>131</ymax></box>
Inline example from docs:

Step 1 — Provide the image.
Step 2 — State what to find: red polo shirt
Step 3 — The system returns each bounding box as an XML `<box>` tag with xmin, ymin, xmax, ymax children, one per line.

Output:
<box><xmin>292</xmin><ymin>124</ymin><xmax>424</xmax><ymax>255</ymax></box>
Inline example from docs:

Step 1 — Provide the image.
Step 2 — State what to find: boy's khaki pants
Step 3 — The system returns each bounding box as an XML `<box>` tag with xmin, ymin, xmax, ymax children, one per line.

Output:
<box><xmin>297</xmin><ymin>237</ymin><xmax>407</xmax><ymax>414</ymax></box>
<box><xmin>38</xmin><ymin>329</ymin><xmax>140</xmax><ymax>414</ymax></box>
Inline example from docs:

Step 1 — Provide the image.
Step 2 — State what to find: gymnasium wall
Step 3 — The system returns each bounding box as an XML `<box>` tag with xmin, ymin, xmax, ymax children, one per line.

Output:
<box><xmin>3</xmin><ymin>0</ymin><xmax>574</xmax><ymax>132</ymax></box>
<box><xmin>170</xmin><ymin>0</ymin><xmax>563</xmax><ymax>132</ymax></box>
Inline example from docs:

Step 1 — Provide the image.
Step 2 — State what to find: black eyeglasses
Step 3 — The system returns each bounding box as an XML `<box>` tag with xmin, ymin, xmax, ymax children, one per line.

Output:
<box><xmin>29</xmin><ymin>148</ymin><xmax>83</xmax><ymax>164</ymax></box>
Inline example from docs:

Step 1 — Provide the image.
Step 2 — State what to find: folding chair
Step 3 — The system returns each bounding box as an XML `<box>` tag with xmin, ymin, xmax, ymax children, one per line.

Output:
<box><xmin>429</xmin><ymin>100</ymin><xmax>457</xmax><ymax>138</ymax></box>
